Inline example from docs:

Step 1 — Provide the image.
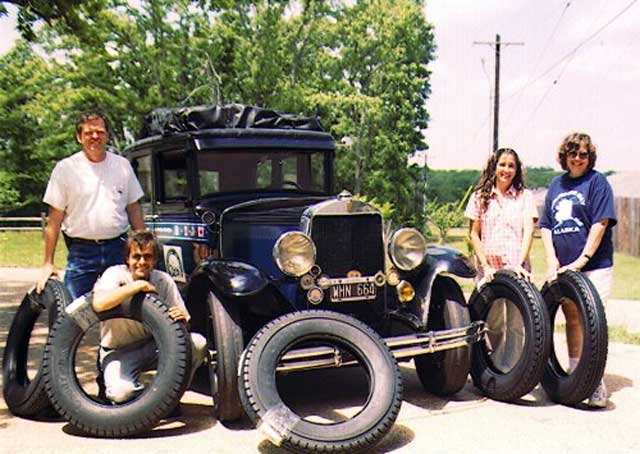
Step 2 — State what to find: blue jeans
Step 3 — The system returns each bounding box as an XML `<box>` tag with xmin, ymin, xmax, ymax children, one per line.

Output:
<box><xmin>64</xmin><ymin>238</ymin><xmax>126</xmax><ymax>299</ymax></box>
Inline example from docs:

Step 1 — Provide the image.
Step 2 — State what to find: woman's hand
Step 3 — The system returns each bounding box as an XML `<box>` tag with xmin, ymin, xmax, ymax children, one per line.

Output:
<box><xmin>511</xmin><ymin>264</ymin><xmax>531</xmax><ymax>280</ymax></box>
<box><xmin>558</xmin><ymin>255</ymin><xmax>589</xmax><ymax>274</ymax></box>
<box><xmin>483</xmin><ymin>263</ymin><xmax>497</xmax><ymax>282</ymax></box>
<box><xmin>546</xmin><ymin>256</ymin><xmax>560</xmax><ymax>281</ymax></box>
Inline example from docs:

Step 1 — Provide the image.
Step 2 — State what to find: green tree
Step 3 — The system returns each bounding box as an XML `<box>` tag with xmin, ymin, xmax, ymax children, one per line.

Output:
<box><xmin>0</xmin><ymin>43</ymin><xmax>59</xmax><ymax>214</ymax></box>
<box><xmin>0</xmin><ymin>0</ymin><xmax>436</xmax><ymax>228</ymax></box>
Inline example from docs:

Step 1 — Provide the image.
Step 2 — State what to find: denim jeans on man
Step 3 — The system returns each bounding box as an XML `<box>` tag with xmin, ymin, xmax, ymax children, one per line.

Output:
<box><xmin>64</xmin><ymin>238</ymin><xmax>126</xmax><ymax>299</ymax></box>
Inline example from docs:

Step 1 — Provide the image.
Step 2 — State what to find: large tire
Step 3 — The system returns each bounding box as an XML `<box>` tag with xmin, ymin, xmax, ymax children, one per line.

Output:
<box><xmin>239</xmin><ymin>310</ymin><xmax>402</xmax><ymax>454</ymax></box>
<box><xmin>207</xmin><ymin>291</ymin><xmax>245</xmax><ymax>422</ymax></box>
<box><xmin>469</xmin><ymin>270</ymin><xmax>551</xmax><ymax>401</ymax></box>
<box><xmin>2</xmin><ymin>279</ymin><xmax>72</xmax><ymax>417</ymax></box>
<box><xmin>43</xmin><ymin>293</ymin><xmax>192</xmax><ymax>437</ymax></box>
<box><xmin>415</xmin><ymin>276</ymin><xmax>471</xmax><ymax>396</ymax></box>
<box><xmin>541</xmin><ymin>270</ymin><xmax>608</xmax><ymax>405</ymax></box>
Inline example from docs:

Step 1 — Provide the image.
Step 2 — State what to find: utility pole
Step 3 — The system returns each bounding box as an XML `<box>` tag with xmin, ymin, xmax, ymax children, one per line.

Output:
<box><xmin>474</xmin><ymin>34</ymin><xmax>523</xmax><ymax>153</ymax></box>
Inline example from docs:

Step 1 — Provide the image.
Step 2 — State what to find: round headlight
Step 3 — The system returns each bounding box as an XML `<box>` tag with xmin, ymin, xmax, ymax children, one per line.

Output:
<box><xmin>273</xmin><ymin>231</ymin><xmax>316</xmax><ymax>276</ymax></box>
<box><xmin>389</xmin><ymin>228</ymin><xmax>427</xmax><ymax>271</ymax></box>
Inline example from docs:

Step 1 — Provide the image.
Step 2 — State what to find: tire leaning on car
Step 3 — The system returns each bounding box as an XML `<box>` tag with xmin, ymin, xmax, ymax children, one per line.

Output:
<box><xmin>238</xmin><ymin>310</ymin><xmax>402</xmax><ymax>454</ymax></box>
<box><xmin>2</xmin><ymin>279</ymin><xmax>71</xmax><ymax>417</ymax></box>
<box><xmin>469</xmin><ymin>270</ymin><xmax>551</xmax><ymax>401</ymax></box>
<box><xmin>43</xmin><ymin>292</ymin><xmax>192</xmax><ymax>437</ymax></box>
<box><xmin>207</xmin><ymin>291</ymin><xmax>245</xmax><ymax>422</ymax></box>
<box><xmin>415</xmin><ymin>276</ymin><xmax>472</xmax><ymax>396</ymax></box>
<box><xmin>540</xmin><ymin>270</ymin><xmax>608</xmax><ymax>405</ymax></box>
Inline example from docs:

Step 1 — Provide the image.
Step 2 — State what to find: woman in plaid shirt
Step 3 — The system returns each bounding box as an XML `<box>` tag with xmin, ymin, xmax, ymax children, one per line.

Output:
<box><xmin>464</xmin><ymin>148</ymin><xmax>538</xmax><ymax>282</ymax></box>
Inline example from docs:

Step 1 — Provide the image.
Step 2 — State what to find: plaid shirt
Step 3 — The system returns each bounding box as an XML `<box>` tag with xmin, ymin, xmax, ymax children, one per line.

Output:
<box><xmin>464</xmin><ymin>187</ymin><xmax>538</xmax><ymax>275</ymax></box>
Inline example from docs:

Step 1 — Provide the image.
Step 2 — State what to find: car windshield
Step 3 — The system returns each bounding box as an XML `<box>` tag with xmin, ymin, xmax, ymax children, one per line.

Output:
<box><xmin>197</xmin><ymin>149</ymin><xmax>327</xmax><ymax>196</ymax></box>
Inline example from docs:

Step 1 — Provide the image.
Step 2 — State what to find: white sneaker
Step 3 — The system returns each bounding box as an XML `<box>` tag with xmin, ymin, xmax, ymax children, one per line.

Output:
<box><xmin>587</xmin><ymin>381</ymin><xmax>608</xmax><ymax>408</ymax></box>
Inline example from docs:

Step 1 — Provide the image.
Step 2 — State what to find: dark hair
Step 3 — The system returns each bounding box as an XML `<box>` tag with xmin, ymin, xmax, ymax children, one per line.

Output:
<box><xmin>474</xmin><ymin>148</ymin><xmax>526</xmax><ymax>213</ymax></box>
<box><xmin>76</xmin><ymin>111</ymin><xmax>109</xmax><ymax>136</ymax></box>
<box><xmin>125</xmin><ymin>230</ymin><xmax>159</xmax><ymax>260</ymax></box>
<box><xmin>557</xmin><ymin>132</ymin><xmax>597</xmax><ymax>172</ymax></box>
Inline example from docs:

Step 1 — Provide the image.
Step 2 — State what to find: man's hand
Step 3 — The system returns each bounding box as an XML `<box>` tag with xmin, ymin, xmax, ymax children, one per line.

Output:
<box><xmin>135</xmin><ymin>280</ymin><xmax>157</xmax><ymax>293</ymax></box>
<box><xmin>36</xmin><ymin>263</ymin><xmax>59</xmax><ymax>293</ymax></box>
<box><xmin>168</xmin><ymin>306</ymin><xmax>188</xmax><ymax>322</ymax></box>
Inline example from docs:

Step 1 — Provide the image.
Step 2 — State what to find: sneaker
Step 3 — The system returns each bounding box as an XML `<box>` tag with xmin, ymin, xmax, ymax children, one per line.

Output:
<box><xmin>587</xmin><ymin>381</ymin><xmax>608</xmax><ymax>408</ymax></box>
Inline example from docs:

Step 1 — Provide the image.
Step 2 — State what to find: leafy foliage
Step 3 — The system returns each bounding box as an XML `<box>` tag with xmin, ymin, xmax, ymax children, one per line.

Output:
<box><xmin>0</xmin><ymin>0</ymin><xmax>435</xmax><ymax>225</ymax></box>
<box><xmin>424</xmin><ymin>186</ymin><xmax>472</xmax><ymax>244</ymax></box>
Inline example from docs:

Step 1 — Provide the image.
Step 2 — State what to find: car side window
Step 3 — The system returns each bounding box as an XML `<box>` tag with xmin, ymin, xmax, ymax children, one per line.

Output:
<box><xmin>131</xmin><ymin>154</ymin><xmax>152</xmax><ymax>203</ymax></box>
<box><xmin>160</xmin><ymin>150</ymin><xmax>188</xmax><ymax>201</ymax></box>
<box><xmin>200</xmin><ymin>170</ymin><xmax>220</xmax><ymax>195</ymax></box>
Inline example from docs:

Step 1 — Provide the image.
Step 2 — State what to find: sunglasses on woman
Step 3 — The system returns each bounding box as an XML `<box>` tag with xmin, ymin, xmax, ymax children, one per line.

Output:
<box><xmin>567</xmin><ymin>150</ymin><xmax>590</xmax><ymax>159</ymax></box>
<box><xmin>566</xmin><ymin>142</ymin><xmax>591</xmax><ymax>159</ymax></box>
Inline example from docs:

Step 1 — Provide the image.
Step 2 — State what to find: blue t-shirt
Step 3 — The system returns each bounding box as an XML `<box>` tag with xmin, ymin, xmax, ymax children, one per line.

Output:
<box><xmin>539</xmin><ymin>170</ymin><xmax>617</xmax><ymax>271</ymax></box>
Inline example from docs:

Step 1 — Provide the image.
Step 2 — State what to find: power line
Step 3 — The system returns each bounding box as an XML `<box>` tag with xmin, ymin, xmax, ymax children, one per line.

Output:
<box><xmin>504</xmin><ymin>0</ymin><xmax>638</xmax><ymax>100</ymax></box>
<box><xmin>512</xmin><ymin>52</ymin><xmax>577</xmax><ymax>143</ymax></box>
<box><xmin>504</xmin><ymin>2</ymin><xmax>572</xmax><ymax>130</ymax></box>
<box><xmin>511</xmin><ymin>0</ymin><xmax>636</xmax><ymax>142</ymax></box>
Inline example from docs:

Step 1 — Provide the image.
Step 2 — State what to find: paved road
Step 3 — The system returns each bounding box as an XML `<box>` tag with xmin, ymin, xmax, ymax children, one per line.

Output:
<box><xmin>1</xmin><ymin>271</ymin><xmax>639</xmax><ymax>453</ymax></box>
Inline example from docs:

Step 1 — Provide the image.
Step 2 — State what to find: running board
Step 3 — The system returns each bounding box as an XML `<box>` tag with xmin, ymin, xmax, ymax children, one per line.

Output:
<box><xmin>275</xmin><ymin>321</ymin><xmax>486</xmax><ymax>373</ymax></box>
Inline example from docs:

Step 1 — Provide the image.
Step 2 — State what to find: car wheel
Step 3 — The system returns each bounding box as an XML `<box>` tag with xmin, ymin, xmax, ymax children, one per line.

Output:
<box><xmin>207</xmin><ymin>291</ymin><xmax>245</xmax><ymax>422</ymax></box>
<box><xmin>541</xmin><ymin>270</ymin><xmax>608</xmax><ymax>405</ymax></box>
<box><xmin>3</xmin><ymin>280</ymin><xmax>71</xmax><ymax>417</ymax></box>
<box><xmin>469</xmin><ymin>270</ymin><xmax>551</xmax><ymax>401</ymax></box>
<box><xmin>415</xmin><ymin>276</ymin><xmax>471</xmax><ymax>396</ymax></box>
<box><xmin>238</xmin><ymin>310</ymin><xmax>402</xmax><ymax>454</ymax></box>
<box><xmin>43</xmin><ymin>293</ymin><xmax>192</xmax><ymax>437</ymax></box>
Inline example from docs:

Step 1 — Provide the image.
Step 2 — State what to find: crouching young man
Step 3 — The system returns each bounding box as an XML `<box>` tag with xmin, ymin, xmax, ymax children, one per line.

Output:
<box><xmin>92</xmin><ymin>230</ymin><xmax>207</xmax><ymax>404</ymax></box>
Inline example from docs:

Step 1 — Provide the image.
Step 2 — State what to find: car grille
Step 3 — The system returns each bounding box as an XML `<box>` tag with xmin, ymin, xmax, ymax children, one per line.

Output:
<box><xmin>310</xmin><ymin>214</ymin><xmax>384</xmax><ymax>277</ymax></box>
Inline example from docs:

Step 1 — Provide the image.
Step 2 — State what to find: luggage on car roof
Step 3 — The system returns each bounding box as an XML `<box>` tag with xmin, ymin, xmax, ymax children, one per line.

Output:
<box><xmin>139</xmin><ymin>104</ymin><xmax>324</xmax><ymax>139</ymax></box>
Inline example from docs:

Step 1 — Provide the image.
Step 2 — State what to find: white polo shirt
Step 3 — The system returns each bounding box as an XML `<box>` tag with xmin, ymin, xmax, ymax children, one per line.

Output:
<box><xmin>93</xmin><ymin>265</ymin><xmax>190</xmax><ymax>349</ymax></box>
<box><xmin>43</xmin><ymin>151</ymin><xmax>144</xmax><ymax>240</ymax></box>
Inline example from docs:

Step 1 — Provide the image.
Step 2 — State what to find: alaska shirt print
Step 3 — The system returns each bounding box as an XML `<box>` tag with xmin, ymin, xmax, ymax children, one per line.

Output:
<box><xmin>539</xmin><ymin>170</ymin><xmax>616</xmax><ymax>271</ymax></box>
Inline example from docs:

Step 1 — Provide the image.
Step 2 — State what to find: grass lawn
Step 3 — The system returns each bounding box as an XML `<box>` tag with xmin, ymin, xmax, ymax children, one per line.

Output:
<box><xmin>1</xmin><ymin>229</ymin><xmax>638</xmax><ymax>300</ymax></box>
<box><xmin>0</xmin><ymin>230</ymin><xmax>67</xmax><ymax>268</ymax></box>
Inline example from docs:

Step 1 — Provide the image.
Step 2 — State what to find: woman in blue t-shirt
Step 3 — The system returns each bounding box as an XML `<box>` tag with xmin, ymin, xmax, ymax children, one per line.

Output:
<box><xmin>539</xmin><ymin>132</ymin><xmax>617</xmax><ymax>408</ymax></box>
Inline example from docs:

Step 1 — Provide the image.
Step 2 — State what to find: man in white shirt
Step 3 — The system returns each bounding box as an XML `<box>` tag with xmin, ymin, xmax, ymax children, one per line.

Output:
<box><xmin>92</xmin><ymin>230</ymin><xmax>207</xmax><ymax>404</ymax></box>
<box><xmin>36</xmin><ymin>112</ymin><xmax>145</xmax><ymax>298</ymax></box>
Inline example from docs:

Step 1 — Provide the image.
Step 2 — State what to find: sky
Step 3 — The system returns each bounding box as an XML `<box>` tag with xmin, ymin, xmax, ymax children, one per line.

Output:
<box><xmin>422</xmin><ymin>0</ymin><xmax>640</xmax><ymax>171</ymax></box>
<box><xmin>1</xmin><ymin>1</ymin><xmax>640</xmax><ymax>171</ymax></box>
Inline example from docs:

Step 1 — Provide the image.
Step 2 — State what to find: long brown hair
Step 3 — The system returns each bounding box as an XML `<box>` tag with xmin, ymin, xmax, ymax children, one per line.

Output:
<box><xmin>474</xmin><ymin>148</ymin><xmax>525</xmax><ymax>213</ymax></box>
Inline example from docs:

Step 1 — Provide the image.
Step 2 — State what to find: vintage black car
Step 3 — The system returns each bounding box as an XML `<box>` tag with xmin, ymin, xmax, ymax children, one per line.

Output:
<box><xmin>121</xmin><ymin>104</ymin><xmax>545</xmax><ymax>452</ymax></box>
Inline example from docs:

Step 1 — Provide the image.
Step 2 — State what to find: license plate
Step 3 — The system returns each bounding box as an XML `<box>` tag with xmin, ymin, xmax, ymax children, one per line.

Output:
<box><xmin>330</xmin><ymin>282</ymin><xmax>377</xmax><ymax>302</ymax></box>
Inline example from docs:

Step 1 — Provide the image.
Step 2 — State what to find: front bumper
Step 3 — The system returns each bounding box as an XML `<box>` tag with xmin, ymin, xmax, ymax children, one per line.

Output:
<box><xmin>276</xmin><ymin>321</ymin><xmax>486</xmax><ymax>373</ymax></box>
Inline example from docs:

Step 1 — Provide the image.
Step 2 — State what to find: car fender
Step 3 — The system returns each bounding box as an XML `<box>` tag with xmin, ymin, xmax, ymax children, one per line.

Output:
<box><xmin>193</xmin><ymin>259</ymin><xmax>270</xmax><ymax>298</ymax></box>
<box><xmin>412</xmin><ymin>246</ymin><xmax>476</xmax><ymax>327</ymax></box>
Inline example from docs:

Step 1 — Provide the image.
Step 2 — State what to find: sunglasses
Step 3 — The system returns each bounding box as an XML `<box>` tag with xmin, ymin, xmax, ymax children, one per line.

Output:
<box><xmin>566</xmin><ymin>150</ymin><xmax>590</xmax><ymax>159</ymax></box>
<box><xmin>566</xmin><ymin>142</ymin><xmax>591</xmax><ymax>159</ymax></box>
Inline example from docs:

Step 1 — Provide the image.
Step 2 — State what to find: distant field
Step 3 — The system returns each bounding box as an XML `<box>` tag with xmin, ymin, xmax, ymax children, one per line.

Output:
<box><xmin>1</xmin><ymin>229</ymin><xmax>638</xmax><ymax>300</ymax></box>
